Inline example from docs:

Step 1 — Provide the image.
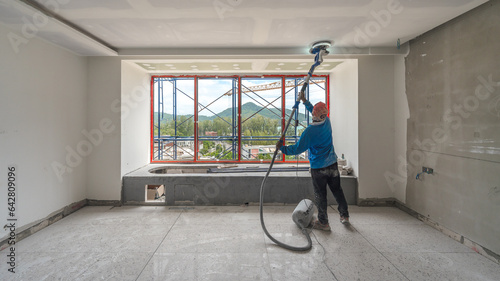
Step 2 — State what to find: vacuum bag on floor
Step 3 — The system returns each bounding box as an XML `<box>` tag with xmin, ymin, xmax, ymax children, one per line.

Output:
<box><xmin>292</xmin><ymin>199</ymin><xmax>315</xmax><ymax>229</ymax></box>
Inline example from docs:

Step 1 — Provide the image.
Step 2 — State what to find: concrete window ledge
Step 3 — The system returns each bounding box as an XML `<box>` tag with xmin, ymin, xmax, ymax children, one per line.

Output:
<box><xmin>122</xmin><ymin>164</ymin><xmax>358</xmax><ymax>206</ymax></box>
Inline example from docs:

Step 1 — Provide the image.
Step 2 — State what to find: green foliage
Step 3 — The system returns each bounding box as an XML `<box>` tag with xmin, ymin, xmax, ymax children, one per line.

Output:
<box><xmin>199</xmin><ymin>141</ymin><xmax>214</xmax><ymax>155</ymax></box>
<box><xmin>242</xmin><ymin>115</ymin><xmax>279</xmax><ymax>135</ymax></box>
<box><xmin>153</xmin><ymin>102</ymin><xmax>310</xmax><ymax>160</ymax></box>
<box><xmin>199</xmin><ymin>142</ymin><xmax>236</xmax><ymax>160</ymax></box>
<box><xmin>257</xmin><ymin>153</ymin><xmax>272</xmax><ymax>160</ymax></box>
<box><xmin>211</xmin><ymin>102</ymin><xmax>308</xmax><ymax>122</ymax></box>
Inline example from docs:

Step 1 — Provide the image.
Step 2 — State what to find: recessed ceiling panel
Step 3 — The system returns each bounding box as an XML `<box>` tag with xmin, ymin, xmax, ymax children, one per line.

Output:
<box><xmin>136</xmin><ymin>62</ymin><xmax>253</xmax><ymax>72</ymax></box>
<box><xmin>401</xmin><ymin>0</ymin><xmax>484</xmax><ymax>7</ymax></box>
<box><xmin>234</xmin><ymin>0</ymin><xmax>373</xmax><ymax>9</ymax></box>
<box><xmin>265</xmin><ymin>62</ymin><xmax>342</xmax><ymax>72</ymax></box>
<box><xmin>134</xmin><ymin>59</ymin><xmax>344</xmax><ymax>73</ymax></box>
<box><xmin>267</xmin><ymin>17</ymin><xmax>364</xmax><ymax>48</ymax></box>
<box><xmin>69</xmin><ymin>18</ymin><xmax>254</xmax><ymax>48</ymax></box>
<box><xmin>33</xmin><ymin>0</ymin><xmax>133</xmax><ymax>10</ymax></box>
<box><xmin>0</xmin><ymin>1</ymin><xmax>26</xmax><ymax>24</ymax></box>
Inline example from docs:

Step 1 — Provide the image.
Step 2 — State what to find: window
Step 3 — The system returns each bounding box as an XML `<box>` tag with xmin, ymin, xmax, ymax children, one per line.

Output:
<box><xmin>197</xmin><ymin>77</ymin><xmax>238</xmax><ymax>161</ymax></box>
<box><xmin>152</xmin><ymin>77</ymin><xmax>195</xmax><ymax>161</ymax></box>
<box><xmin>151</xmin><ymin>75</ymin><xmax>328</xmax><ymax>162</ymax></box>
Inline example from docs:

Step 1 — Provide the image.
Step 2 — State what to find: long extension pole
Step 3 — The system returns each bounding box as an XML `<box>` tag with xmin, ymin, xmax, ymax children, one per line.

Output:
<box><xmin>259</xmin><ymin>44</ymin><xmax>329</xmax><ymax>251</ymax></box>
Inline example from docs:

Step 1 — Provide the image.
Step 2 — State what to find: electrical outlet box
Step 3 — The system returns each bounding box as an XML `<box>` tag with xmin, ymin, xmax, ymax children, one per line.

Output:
<box><xmin>422</xmin><ymin>167</ymin><xmax>433</xmax><ymax>174</ymax></box>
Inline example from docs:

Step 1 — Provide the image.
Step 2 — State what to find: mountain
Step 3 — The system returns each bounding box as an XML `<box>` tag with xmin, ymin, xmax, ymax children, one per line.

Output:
<box><xmin>154</xmin><ymin>102</ymin><xmax>309</xmax><ymax>122</ymax></box>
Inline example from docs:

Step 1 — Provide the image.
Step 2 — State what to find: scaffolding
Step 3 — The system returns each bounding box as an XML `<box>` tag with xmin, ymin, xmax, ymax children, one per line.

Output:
<box><xmin>151</xmin><ymin>75</ymin><xmax>328</xmax><ymax>162</ymax></box>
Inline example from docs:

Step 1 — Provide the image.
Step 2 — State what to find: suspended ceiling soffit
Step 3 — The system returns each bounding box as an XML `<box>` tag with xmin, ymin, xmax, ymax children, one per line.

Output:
<box><xmin>133</xmin><ymin>59</ymin><xmax>344</xmax><ymax>74</ymax></box>
<box><xmin>0</xmin><ymin>0</ymin><xmax>489</xmax><ymax>57</ymax></box>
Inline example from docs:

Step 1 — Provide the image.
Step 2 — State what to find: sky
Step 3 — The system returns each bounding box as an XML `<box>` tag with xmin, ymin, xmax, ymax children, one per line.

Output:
<box><xmin>153</xmin><ymin>77</ymin><xmax>326</xmax><ymax>117</ymax></box>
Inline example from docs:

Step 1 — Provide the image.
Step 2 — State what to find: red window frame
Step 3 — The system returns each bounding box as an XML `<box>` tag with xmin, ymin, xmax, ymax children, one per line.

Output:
<box><xmin>150</xmin><ymin>74</ymin><xmax>329</xmax><ymax>163</ymax></box>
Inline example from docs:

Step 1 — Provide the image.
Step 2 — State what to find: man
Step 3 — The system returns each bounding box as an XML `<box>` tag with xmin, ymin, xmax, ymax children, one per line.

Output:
<box><xmin>276</xmin><ymin>92</ymin><xmax>349</xmax><ymax>231</ymax></box>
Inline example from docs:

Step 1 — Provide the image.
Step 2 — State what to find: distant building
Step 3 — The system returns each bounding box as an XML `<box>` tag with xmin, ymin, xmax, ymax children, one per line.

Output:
<box><xmin>244</xmin><ymin>145</ymin><xmax>275</xmax><ymax>159</ymax></box>
<box><xmin>205</xmin><ymin>131</ymin><xmax>217</xmax><ymax>136</ymax></box>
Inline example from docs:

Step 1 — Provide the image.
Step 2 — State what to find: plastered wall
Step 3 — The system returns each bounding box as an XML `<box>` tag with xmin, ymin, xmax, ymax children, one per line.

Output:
<box><xmin>0</xmin><ymin>23</ymin><xmax>87</xmax><ymax>237</ymax></box>
<box><xmin>405</xmin><ymin>0</ymin><xmax>500</xmax><ymax>255</ymax></box>
<box><xmin>120</xmin><ymin>62</ymin><xmax>150</xmax><ymax>176</ymax></box>
<box><xmin>86</xmin><ymin>55</ymin><xmax>400</xmax><ymax>203</ymax></box>
<box><xmin>330</xmin><ymin>59</ymin><xmax>359</xmax><ymax>178</ymax></box>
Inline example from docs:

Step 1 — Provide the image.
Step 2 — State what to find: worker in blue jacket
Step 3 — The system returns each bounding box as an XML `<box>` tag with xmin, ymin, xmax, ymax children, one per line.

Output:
<box><xmin>276</xmin><ymin>91</ymin><xmax>349</xmax><ymax>231</ymax></box>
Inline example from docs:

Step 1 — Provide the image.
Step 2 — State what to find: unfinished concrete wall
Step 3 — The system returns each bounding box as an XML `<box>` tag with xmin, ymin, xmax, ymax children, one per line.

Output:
<box><xmin>121</xmin><ymin>62</ymin><xmax>150</xmax><ymax>176</ymax></box>
<box><xmin>0</xmin><ymin>23</ymin><xmax>87</xmax><ymax>238</ymax></box>
<box><xmin>405</xmin><ymin>0</ymin><xmax>500</xmax><ymax>256</ymax></box>
<box><xmin>392</xmin><ymin>55</ymin><xmax>410</xmax><ymax>203</ymax></box>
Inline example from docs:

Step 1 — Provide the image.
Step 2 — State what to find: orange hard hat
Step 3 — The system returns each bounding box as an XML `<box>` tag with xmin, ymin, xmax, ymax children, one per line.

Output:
<box><xmin>312</xmin><ymin>102</ymin><xmax>328</xmax><ymax>121</ymax></box>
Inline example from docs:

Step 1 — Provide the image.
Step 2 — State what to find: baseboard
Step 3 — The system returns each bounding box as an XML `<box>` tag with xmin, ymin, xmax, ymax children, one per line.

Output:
<box><xmin>87</xmin><ymin>199</ymin><xmax>122</xmax><ymax>206</ymax></box>
<box><xmin>357</xmin><ymin>197</ymin><xmax>397</xmax><ymax>207</ymax></box>
<box><xmin>0</xmin><ymin>199</ymin><xmax>87</xmax><ymax>251</ymax></box>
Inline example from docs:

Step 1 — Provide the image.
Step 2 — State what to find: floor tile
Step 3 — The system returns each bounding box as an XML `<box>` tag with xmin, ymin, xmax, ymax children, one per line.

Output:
<box><xmin>74</xmin><ymin>252</ymin><xmax>151</xmax><ymax>281</ymax></box>
<box><xmin>312</xmin><ymin>229</ymin><xmax>379</xmax><ymax>253</ymax></box>
<box><xmin>0</xmin><ymin>251</ymin><xmax>150</xmax><ymax>281</ymax></box>
<box><xmin>1</xmin><ymin>205</ymin><xmax>498</xmax><ymax>281</ymax></box>
<box><xmin>263</xmin><ymin>223</ymin><xmax>318</xmax><ymax>253</ymax></box>
<box><xmin>15</xmin><ymin>223</ymin><xmax>170</xmax><ymax>253</ymax></box>
<box><xmin>176</xmin><ymin>207</ymin><xmax>261</xmax><ymax>225</ymax></box>
<box><xmin>268</xmin><ymin>251</ymin><xmax>337</xmax><ymax>281</ymax></box>
<box><xmin>259</xmin><ymin>205</ymin><xmax>303</xmax><ymax>225</ymax></box>
<box><xmin>157</xmin><ymin>223</ymin><xmax>267</xmax><ymax>254</ymax></box>
<box><xmin>354</xmin><ymin>223</ymin><xmax>474</xmax><ymax>253</ymax></box>
<box><xmin>136</xmin><ymin>252</ymin><xmax>272</xmax><ymax>281</ymax></box>
<box><xmin>325</xmin><ymin>252</ymin><xmax>409</xmax><ymax>281</ymax></box>
<box><xmin>344</xmin><ymin>206</ymin><xmax>423</xmax><ymax>225</ymax></box>
<box><xmin>384</xmin><ymin>252</ymin><xmax>500</xmax><ymax>281</ymax></box>
<box><xmin>59</xmin><ymin>208</ymin><xmax>181</xmax><ymax>226</ymax></box>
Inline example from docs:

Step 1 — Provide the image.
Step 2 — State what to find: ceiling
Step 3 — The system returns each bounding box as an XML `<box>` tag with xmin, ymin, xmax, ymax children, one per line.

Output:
<box><xmin>132</xmin><ymin>59</ymin><xmax>345</xmax><ymax>73</ymax></box>
<box><xmin>0</xmin><ymin>0</ymin><xmax>489</xmax><ymax>73</ymax></box>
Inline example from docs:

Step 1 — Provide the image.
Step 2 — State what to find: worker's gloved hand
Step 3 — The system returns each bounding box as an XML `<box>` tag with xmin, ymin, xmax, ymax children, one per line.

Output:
<box><xmin>276</xmin><ymin>137</ymin><xmax>284</xmax><ymax>151</ymax></box>
<box><xmin>298</xmin><ymin>91</ymin><xmax>307</xmax><ymax>103</ymax></box>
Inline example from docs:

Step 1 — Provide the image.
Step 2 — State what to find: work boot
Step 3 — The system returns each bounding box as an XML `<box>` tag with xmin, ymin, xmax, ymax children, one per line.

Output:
<box><xmin>340</xmin><ymin>216</ymin><xmax>349</xmax><ymax>225</ymax></box>
<box><xmin>312</xmin><ymin>219</ymin><xmax>331</xmax><ymax>231</ymax></box>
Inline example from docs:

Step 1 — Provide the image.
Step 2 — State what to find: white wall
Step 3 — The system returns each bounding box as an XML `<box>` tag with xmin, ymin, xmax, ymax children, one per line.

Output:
<box><xmin>331</xmin><ymin>56</ymin><xmax>398</xmax><ymax>201</ymax></box>
<box><xmin>87</xmin><ymin>57</ymin><xmax>122</xmax><ymax>200</ymax></box>
<box><xmin>357</xmin><ymin>56</ymin><xmax>396</xmax><ymax>200</ymax></box>
<box><xmin>0</xmin><ymin>23</ymin><xmax>87</xmax><ymax>237</ymax></box>
<box><xmin>330</xmin><ymin>60</ymin><xmax>359</xmax><ymax>176</ymax></box>
<box><xmin>121</xmin><ymin>61</ymin><xmax>150</xmax><ymax>176</ymax></box>
<box><xmin>83</xmin><ymin>55</ymin><xmax>400</xmax><ymax>204</ymax></box>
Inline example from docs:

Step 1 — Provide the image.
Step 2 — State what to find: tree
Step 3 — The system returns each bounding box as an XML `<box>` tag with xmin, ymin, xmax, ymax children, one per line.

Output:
<box><xmin>176</xmin><ymin>116</ymin><xmax>194</xmax><ymax>136</ymax></box>
<box><xmin>257</xmin><ymin>153</ymin><xmax>272</xmax><ymax>160</ymax></box>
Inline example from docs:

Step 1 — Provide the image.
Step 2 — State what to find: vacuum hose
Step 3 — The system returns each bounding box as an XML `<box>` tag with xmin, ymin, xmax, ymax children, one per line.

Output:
<box><xmin>259</xmin><ymin>43</ymin><xmax>330</xmax><ymax>251</ymax></box>
<box><xmin>259</xmin><ymin>147</ymin><xmax>313</xmax><ymax>251</ymax></box>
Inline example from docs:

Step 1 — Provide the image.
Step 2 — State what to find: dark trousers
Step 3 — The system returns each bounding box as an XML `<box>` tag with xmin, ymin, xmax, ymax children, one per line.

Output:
<box><xmin>311</xmin><ymin>162</ymin><xmax>349</xmax><ymax>224</ymax></box>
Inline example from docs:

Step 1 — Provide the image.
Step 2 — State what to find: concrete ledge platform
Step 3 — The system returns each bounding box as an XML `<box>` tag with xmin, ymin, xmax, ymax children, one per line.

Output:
<box><xmin>122</xmin><ymin>164</ymin><xmax>358</xmax><ymax>205</ymax></box>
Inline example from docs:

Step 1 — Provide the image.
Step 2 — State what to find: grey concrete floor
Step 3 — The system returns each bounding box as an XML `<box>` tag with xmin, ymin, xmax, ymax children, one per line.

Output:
<box><xmin>1</xmin><ymin>205</ymin><xmax>499</xmax><ymax>280</ymax></box>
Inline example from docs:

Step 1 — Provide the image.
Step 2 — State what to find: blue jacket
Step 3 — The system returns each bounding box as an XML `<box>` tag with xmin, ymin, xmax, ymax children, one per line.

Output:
<box><xmin>280</xmin><ymin>100</ymin><xmax>337</xmax><ymax>169</ymax></box>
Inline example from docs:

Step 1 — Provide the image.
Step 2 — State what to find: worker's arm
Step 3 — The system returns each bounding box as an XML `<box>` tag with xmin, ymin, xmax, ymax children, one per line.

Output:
<box><xmin>279</xmin><ymin>128</ymin><xmax>311</xmax><ymax>156</ymax></box>
<box><xmin>276</xmin><ymin>91</ymin><xmax>312</xmax><ymax>152</ymax></box>
<box><xmin>275</xmin><ymin>136</ymin><xmax>284</xmax><ymax>150</ymax></box>
<box><xmin>299</xmin><ymin>91</ymin><xmax>313</xmax><ymax>113</ymax></box>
